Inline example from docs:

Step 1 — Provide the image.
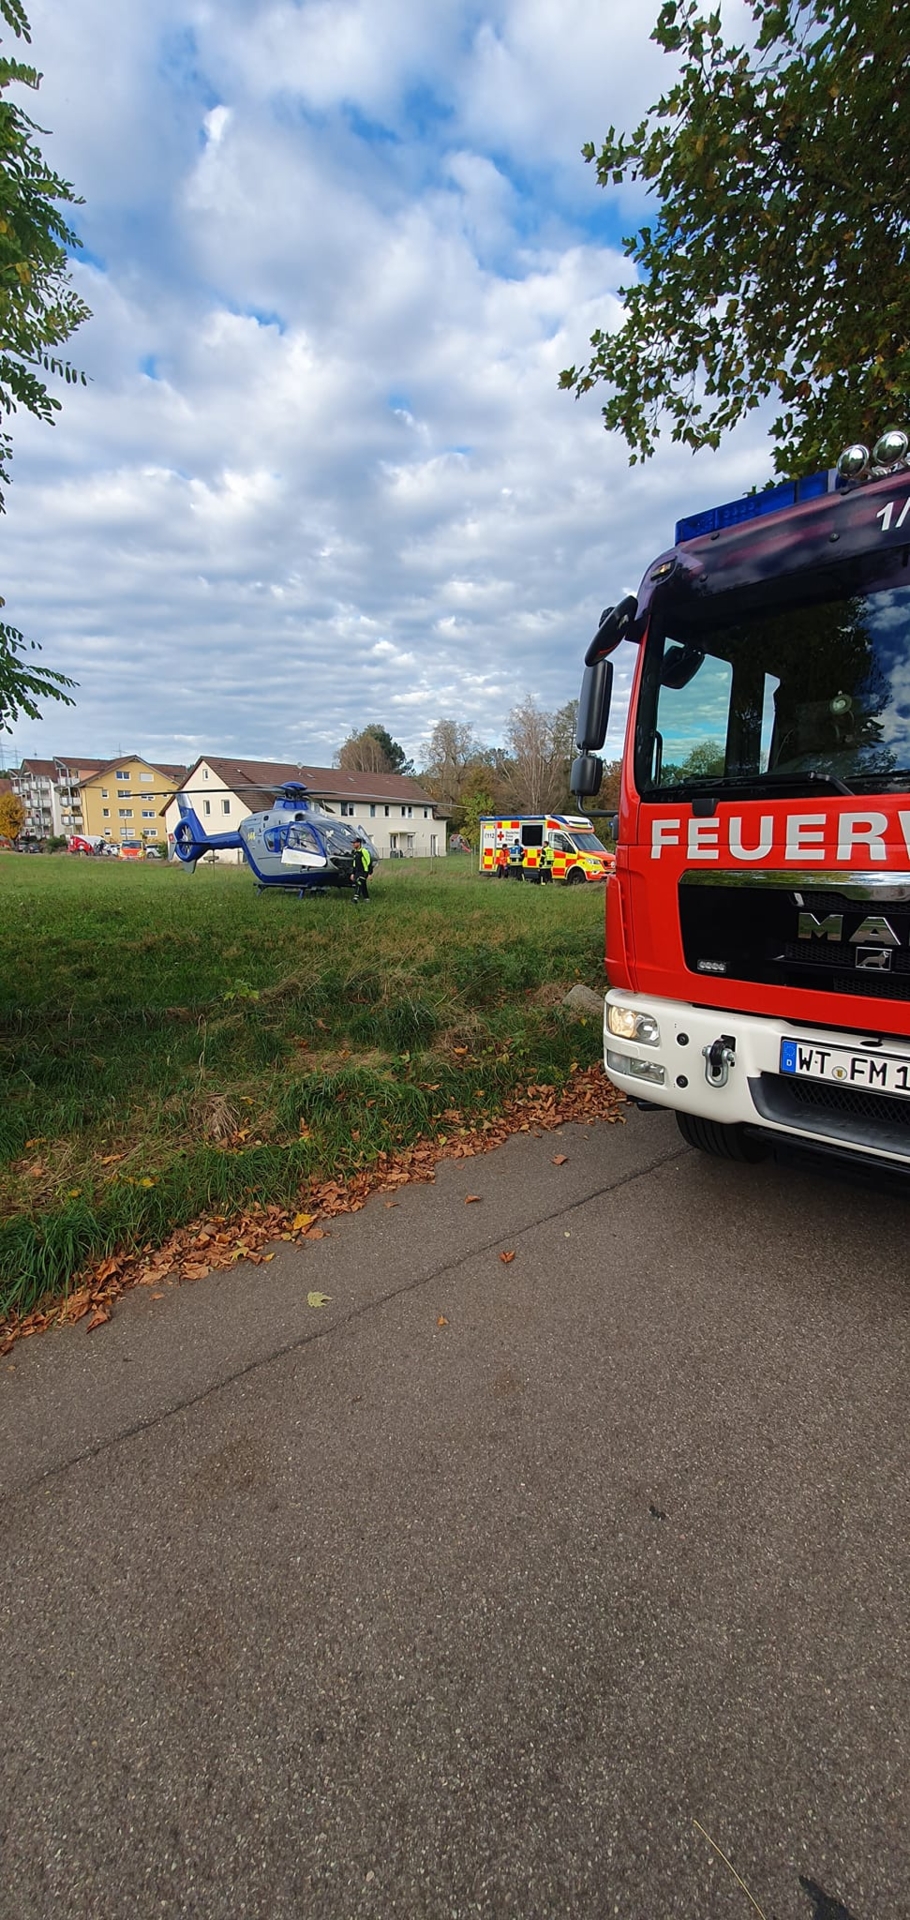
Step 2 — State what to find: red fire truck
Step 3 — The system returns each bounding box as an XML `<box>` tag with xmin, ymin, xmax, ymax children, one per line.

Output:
<box><xmin>571</xmin><ymin>432</ymin><xmax>910</xmax><ymax>1174</ymax></box>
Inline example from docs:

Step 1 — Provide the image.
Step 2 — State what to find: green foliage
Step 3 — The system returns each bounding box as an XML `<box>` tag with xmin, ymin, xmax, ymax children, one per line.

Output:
<box><xmin>0</xmin><ymin>0</ymin><xmax>87</xmax><ymax>726</ymax></box>
<box><xmin>560</xmin><ymin>0</ymin><xmax>910</xmax><ymax>474</ymax></box>
<box><xmin>0</xmin><ymin>0</ymin><xmax>91</xmax><ymax>507</ymax></box>
<box><xmin>0</xmin><ymin>856</ymin><xmax>605</xmax><ymax>1315</ymax></box>
<box><xmin>337</xmin><ymin>722</ymin><xmax>413</xmax><ymax>775</ymax></box>
<box><xmin>0</xmin><ymin>613</ymin><xmax>74</xmax><ymax>729</ymax></box>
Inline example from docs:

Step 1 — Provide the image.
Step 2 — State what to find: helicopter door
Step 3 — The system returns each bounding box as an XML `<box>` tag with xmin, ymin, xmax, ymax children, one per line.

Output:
<box><xmin>280</xmin><ymin>822</ymin><xmax>328</xmax><ymax>869</ymax></box>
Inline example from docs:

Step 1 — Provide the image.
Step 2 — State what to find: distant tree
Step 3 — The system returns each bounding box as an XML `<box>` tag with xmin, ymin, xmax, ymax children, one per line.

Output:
<box><xmin>503</xmin><ymin>697</ymin><xmax>578</xmax><ymax>814</ymax></box>
<box><xmin>597</xmin><ymin>758</ymin><xmax>622</xmax><ymax>815</ymax></box>
<box><xmin>420</xmin><ymin>718</ymin><xmax>477</xmax><ymax>812</ymax></box>
<box><xmin>0</xmin><ymin>0</ymin><xmax>87</xmax><ymax>729</ymax></box>
<box><xmin>0</xmin><ymin>784</ymin><xmax>24</xmax><ymax>837</ymax></box>
<box><xmin>458</xmin><ymin>775</ymin><xmax>496</xmax><ymax>851</ymax></box>
<box><xmin>560</xmin><ymin>0</ymin><xmax>910</xmax><ymax>475</ymax></box>
<box><xmin>336</xmin><ymin>723</ymin><xmax>413</xmax><ymax>775</ymax></box>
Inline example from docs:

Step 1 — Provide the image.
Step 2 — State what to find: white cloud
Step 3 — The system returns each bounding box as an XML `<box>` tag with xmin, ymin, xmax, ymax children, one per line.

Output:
<box><xmin>2</xmin><ymin>0</ymin><xmax>776</xmax><ymax>769</ymax></box>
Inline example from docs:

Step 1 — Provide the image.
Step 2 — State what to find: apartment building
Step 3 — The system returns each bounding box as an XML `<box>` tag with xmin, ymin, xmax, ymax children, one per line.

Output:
<box><xmin>11</xmin><ymin>756</ymin><xmax>107</xmax><ymax>840</ymax></box>
<box><xmin>80</xmin><ymin>756</ymin><xmax>188</xmax><ymax>848</ymax></box>
<box><xmin>164</xmin><ymin>758</ymin><xmax>445</xmax><ymax>863</ymax></box>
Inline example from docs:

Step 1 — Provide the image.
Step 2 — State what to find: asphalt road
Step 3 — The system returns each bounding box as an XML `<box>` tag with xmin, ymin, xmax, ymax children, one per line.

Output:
<box><xmin>2</xmin><ymin>1107</ymin><xmax>909</xmax><ymax>1920</ymax></box>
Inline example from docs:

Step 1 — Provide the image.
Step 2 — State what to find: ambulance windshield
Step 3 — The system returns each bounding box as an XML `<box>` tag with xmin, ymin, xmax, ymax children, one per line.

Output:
<box><xmin>570</xmin><ymin>832</ymin><xmax>607</xmax><ymax>853</ymax></box>
<box><xmin>637</xmin><ymin>566</ymin><xmax>910</xmax><ymax>798</ymax></box>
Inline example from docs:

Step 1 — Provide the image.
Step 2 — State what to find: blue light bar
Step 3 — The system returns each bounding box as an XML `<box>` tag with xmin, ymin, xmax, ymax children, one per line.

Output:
<box><xmin>675</xmin><ymin>469</ymin><xmax>833</xmax><ymax>545</ymax></box>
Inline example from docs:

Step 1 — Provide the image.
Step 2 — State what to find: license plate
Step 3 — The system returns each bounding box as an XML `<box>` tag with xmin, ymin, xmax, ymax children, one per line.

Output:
<box><xmin>779</xmin><ymin>1038</ymin><xmax>910</xmax><ymax>1098</ymax></box>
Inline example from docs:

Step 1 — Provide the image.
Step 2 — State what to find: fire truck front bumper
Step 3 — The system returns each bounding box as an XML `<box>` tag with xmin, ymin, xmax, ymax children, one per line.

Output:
<box><xmin>602</xmin><ymin>990</ymin><xmax>910</xmax><ymax>1169</ymax></box>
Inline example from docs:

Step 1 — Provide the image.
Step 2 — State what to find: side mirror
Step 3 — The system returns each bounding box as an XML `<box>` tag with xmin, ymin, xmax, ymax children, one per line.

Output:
<box><xmin>570</xmin><ymin>753</ymin><xmax>604</xmax><ymax>800</ymax></box>
<box><xmin>584</xmin><ymin>593</ymin><xmax>637</xmax><ymax>666</ymax></box>
<box><xmin>575</xmin><ymin>656</ymin><xmax>613</xmax><ymax>753</ymax></box>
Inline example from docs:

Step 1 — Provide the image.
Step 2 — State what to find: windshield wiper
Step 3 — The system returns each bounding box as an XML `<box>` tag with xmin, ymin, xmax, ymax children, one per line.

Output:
<box><xmin>680</xmin><ymin>770</ymin><xmax>856</xmax><ymax>797</ymax></box>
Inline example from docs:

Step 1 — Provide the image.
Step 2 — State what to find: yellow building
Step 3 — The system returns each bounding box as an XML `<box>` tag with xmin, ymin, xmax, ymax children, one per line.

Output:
<box><xmin>79</xmin><ymin>755</ymin><xmax>188</xmax><ymax>849</ymax></box>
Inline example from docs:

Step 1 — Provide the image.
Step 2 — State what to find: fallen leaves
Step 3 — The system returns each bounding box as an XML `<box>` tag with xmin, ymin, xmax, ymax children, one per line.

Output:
<box><xmin>552</xmin><ymin>1154</ymin><xmax>568</xmax><ymax>1166</ymax></box>
<box><xmin>436</xmin><ymin>1315</ymin><xmax>449</xmax><ymax>1327</ymax></box>
<box><xmin>307</xmin><ymin>1291</ymin><xmax>331</xmax><ymax>1308</ymax></box>
<box><xmin>464</xmin><ymin>1194</ymin><xmax>481</xmax><ymax>1205</ymax></box>
<box><xmin>0</xmin><ymin>1066</ymin><xmax>626</xmax><ymax>1352</ymax></box>
<box><xmin>86</xmin><ymin>1309</ymin><xmax>111</xmax><ymax>1331</ymax></box>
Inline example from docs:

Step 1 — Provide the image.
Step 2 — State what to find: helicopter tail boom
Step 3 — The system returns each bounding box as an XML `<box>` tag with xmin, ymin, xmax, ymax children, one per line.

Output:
<box><xmin>172</xmin><ymin>795</ymin><xmax>244</xmax><ymax>871</ymax></box>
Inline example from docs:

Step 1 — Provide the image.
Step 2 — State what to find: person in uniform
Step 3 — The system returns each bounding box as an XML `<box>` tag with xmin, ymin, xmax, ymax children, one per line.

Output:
<box><xmin>508</xmin><ymin>839</ymin><xmax>523</xmax><ymax>879</ymax></box>
<box><xmin>539</xmin><ymin>842</ymin><xmax>555</xmax><ymax>884</ymax></box>
<box><xmin>351</xmin><ymin>838</ymin><xmax>372</xmax><ymax>903</ymax></box>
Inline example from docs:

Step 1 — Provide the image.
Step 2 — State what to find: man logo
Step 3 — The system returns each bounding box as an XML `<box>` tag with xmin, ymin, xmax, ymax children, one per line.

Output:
<box><xmin>797</xmin><ymin>912</ymin><xmax>900</xmax><ymax>945</ymax></box>
<box><xmin>797</xmin><ymin>911</ymin><xmax>900</xmax><ymax>972</ymax></box>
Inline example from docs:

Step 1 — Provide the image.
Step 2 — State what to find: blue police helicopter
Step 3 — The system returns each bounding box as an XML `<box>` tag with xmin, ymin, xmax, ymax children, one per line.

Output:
<box><xmin>172</xmin><ymin>782</ymin><xmax>378</xmax><ymax>895</ymax></box>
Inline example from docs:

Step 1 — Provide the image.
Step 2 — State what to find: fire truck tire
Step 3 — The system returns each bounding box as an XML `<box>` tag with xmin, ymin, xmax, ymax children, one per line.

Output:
<box><xmin>675</xmin><ymin>1112</ymin><xmax>770</xmax><ymax>1162</ymax></box>
<box><xmin>565</xmin><ymin>865</ymin><xmax>586</xmax><ymax>884</ymax></box>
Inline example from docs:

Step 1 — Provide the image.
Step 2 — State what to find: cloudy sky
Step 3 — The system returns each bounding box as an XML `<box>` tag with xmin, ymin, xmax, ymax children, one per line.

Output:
<box><xmin>2</xmin><ymin>0</ymin><xmax>765</xmax><ymax>773</ymax></box>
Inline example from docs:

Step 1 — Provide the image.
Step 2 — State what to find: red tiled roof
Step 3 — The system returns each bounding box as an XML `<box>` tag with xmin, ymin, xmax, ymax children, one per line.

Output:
<box><xmin>17</xmin><ymin>758</ymin><xmax>58</xmax><ymax>779</ymax></box>
<box><xmin>175</xmin><ymin>756</ymin><xmax>439</xmax><ymax>812</ymax></box>
<box><xmin>78</xmin><ymin>757</ymin><xmax>188</xmax><ymax>787</ymax></box>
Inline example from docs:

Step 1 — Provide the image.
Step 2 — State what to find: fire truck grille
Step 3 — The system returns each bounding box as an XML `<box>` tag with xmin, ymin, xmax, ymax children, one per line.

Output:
<box><xmin>755</xmin><ymin>1071</ymin><xmax>910</xmax><ymax>1155</ymax></box>
<box><xmin>680</xmin><ymin>880</ymin><xmax>910</xmax><ymax>1002</ymax></box>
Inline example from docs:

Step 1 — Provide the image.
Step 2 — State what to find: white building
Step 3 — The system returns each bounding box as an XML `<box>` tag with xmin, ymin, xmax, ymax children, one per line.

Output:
<box><xmin>163</xmin><ymin>758</ymin><xmax>446</xmax><ymax>864</ymax></box>
<box><xmin>11</xmin><ymin>756</ymin><xmax>107</xmax><ymax>840</ymax></box>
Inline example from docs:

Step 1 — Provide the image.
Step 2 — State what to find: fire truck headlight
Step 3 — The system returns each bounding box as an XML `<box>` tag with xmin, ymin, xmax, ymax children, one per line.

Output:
<box><xmin>607</xmin><ymin>1005</ymin><xmax>661</xmax><ymax>1046</ymax></box>
<box><xmin>607</xmin><ymin>1050</ymin><xmax>666</xmax><ymax>1087</ymax></box>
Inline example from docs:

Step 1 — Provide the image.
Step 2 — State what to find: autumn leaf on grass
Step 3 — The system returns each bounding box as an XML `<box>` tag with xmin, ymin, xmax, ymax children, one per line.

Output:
<box><xmin>499</xmin><ymin>1250</ymin><xmax>516</xmax><ymax>1264</ymax></box>
<box><xmin>307</xmin><ymin>1291</ymin><xmax>331</xmax><ymax>1308</ymax></box>
<box><xmin>552</xmin><ymin>1154</ymin><xmax>568</xmax><ymax>1166</ymax></box>
<box><xmin>293</xmin><ymin>1212</ymin><xmax>315</xmax><ymax>1232</ymax></box>
<box><xmin>464</xmin><ymin>1194</ymin><xmax>481</xmax><ymax>1205</ymax></box>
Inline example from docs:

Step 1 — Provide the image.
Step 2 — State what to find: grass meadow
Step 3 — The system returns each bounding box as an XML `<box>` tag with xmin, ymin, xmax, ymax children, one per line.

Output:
<box><xmin>0</xmin><ymin>853</ymin><xmax>607</xmax><ymax>1320</ymax></box>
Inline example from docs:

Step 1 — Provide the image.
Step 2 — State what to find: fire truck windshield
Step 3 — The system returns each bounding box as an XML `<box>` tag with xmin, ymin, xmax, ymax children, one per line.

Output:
<box><xmin>636</xmin><ymin>568</ymin><xmax>910</xmax><ymax>799</ymax></box>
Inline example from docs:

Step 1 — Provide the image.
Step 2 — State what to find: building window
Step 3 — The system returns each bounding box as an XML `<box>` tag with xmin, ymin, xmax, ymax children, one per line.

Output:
<box><xmin>401</xmin><ymin>805</ymin><xmax>412</xmax><ymax>818</ymax></box>
<box><xmin>369</xmin><ymin>804</ymin><xmax>376</xmax><ymax>818</ymax></box>
<box><xmin>140</xmin><ymin>772</ymin><xmax>153</xmax><ymax>782</ymax></box>
<box><xmin>204</xmin><ymin>799</ymin><xmax>211</xmax><ymax>816</ymax></box>
<box><xmin>104</xmin><ymin>828</ymin><xmax>111</xmax><ymax>838</ymax></box>
<box><xmin>116</xmin><ymin>770</ymin><xmax>129</xmax><ymax>782</ymax></box>
<box><xmin>118</xmin><ymin>808</ymin><xmax>133</xmax><ymax>819</ymax></box>
<box><xmin>203</xmin><ymin>768</ymin><xmax>209</xmax><ymax>779</ymax></box>
<box><xmin>101</xmin><ymin>788</ymin><xmax>109</xmax><ymax>799</ymax></box>
<box><xmin>340</xmin><ymin>802</ymin><xmax>355</xmax><ymax>817</ymax></box>
<box><xmin>384</xmin><ymin>805</ymin><xmax>390</xmax><ymax>817</ymax></box>
<box><xmin>142</xmin><ymin>809</ymin><xmax>154</xmax><ymax>819</ymax></box>
<box><xmin>143</xmin><ymin>827</ymin><xmax>156</xmax><ymax>838</ymax></box>
<box><xmin>424</xmin><ymin>809</ymin><xmax>429</xmax><ymax>818</ymax></box>
<box><xmin>222</xmin><ymin>799</ymin><xmax>231</xmax><ymax>815</ymax></box>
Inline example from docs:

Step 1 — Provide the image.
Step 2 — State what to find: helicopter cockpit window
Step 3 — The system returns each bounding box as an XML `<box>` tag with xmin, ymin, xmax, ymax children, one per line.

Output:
<box><xmin>319</xmin><ymin>822</ymin><xmax>359</xmax><ymax>857</ymax></box>
<box><xmin>263</xmin><ymin>824</ymin><xmax>286</xmax><ymax>853</ymax></box>
<box><xmin>286</xmin><ymin>823</ymin><xmax>321</xmax><ymax>855</ymax></box>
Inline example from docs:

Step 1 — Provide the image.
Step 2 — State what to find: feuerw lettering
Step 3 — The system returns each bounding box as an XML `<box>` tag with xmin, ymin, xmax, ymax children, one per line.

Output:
<box><xmin>650</xmin><ymin>811</ymin><xmax>910</xmax><ymax>862</ymax></box>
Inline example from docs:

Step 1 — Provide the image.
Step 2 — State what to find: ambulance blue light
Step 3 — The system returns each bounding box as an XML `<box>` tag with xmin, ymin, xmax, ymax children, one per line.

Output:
<box><xmin>675</xmin><ymin>469</ymin><xmax>832</xmax><ymax>545</ymax></box>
